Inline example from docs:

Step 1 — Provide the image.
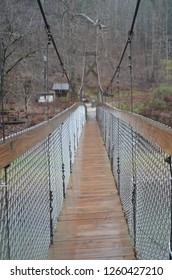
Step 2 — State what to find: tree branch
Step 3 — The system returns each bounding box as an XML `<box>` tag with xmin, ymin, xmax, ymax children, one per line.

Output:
<box><xmin>58</xmin><ymin>0</ymin><xmax>70</xmax><ymax>10</ymax></box>
<box><xmin>5</xmin><ymin>48</ymin><xmax>44</xmax><ymax>75</ymax></box>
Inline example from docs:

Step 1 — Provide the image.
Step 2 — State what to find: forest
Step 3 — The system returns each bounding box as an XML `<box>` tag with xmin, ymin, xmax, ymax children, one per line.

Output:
<box><xmin>0</xmin><ymin>0</ymin><xmax>172</xmax><ymax>135</ymax></box>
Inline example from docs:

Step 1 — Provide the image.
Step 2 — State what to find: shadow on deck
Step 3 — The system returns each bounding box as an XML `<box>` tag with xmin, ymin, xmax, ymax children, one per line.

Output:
<box><xmin>48</xmin><ymin>106</ymin><xmax>135</xmax><ymax>260</ymax></box>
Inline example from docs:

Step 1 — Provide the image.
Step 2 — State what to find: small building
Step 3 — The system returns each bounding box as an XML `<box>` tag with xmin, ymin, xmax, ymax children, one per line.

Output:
<box><xmin>38</xmin><ymin>92</ymin><xmax>55</xmax><ymax>103</ymax></box>
<box><xmin>52</xmin><ymin>83</ymin><xmax>69</xmax><ymax>97</ymax></box>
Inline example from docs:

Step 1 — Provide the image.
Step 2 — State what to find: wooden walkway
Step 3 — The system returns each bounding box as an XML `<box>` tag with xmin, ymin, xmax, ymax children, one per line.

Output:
<box><xmin>48</xmin><ymin>107</ymin><xmax>135</xmax><ymax>260</ymax></box>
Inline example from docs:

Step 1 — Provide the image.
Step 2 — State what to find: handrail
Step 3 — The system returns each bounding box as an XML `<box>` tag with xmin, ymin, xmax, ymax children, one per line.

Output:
<box><xmin>0</xmin><ymin>102</ymin><xmax>85</xmax><ymax>169</ymax></box>
<box><xmin>101</xmin><ymin>103</ymin><xmax>172</xmax><ymax>156</ymax></box>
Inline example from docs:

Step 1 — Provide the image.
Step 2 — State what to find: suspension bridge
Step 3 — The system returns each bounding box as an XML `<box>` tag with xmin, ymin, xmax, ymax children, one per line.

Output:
<box><xmin>0</xmin><ymin>0</ymin><xmax>172</xmax><ymax>260</ymax></box>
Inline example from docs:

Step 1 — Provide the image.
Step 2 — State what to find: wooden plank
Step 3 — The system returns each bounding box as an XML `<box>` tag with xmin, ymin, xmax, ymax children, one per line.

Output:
<box><xmin>59</xmin><ymin>211</ymin><xmax>125</xmax><ymax>221</ymax></box>
<box><xmin>49</xmin><ymin>246</ymin><xmax>135</xmax><ymax>260</ymax></box>
<box><xmin>102</xmin><ymin>104</ymin><xmax>172</xmax><ymax>155</ymax></box>
<box><xmin>0</xmin><ymin>103</ymin><xmax>84</xmax><ymax>169</ymax></box>
<box><xmin>48</xmin><ymin>108</ymin><xmax>135</xmax><ymax>260</ymax></box>
<box><xmin>51</xmin><ymin>237</ymin><xmax>132</xmax><ymax>247</ymax></box>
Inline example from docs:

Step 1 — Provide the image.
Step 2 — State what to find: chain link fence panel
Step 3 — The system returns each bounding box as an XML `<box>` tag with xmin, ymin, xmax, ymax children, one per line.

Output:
<box><xmin>135</xmin><ymin>134</ymin><xmax>171</xmax><ymax>259</ymax></box>
<box><xmin>97</xmin><ymin>105</ymin><xmax>171</xmax><ymax>260</ymax></box>
<box><xmin>6</xmin><ymin>139</ymin><xmax>50</xmax><ymax>260</ymax></box>
<box><xmin>0</xmin><ymin>105</ymin><xmax>86</xmax><ymax>259</ymax></box>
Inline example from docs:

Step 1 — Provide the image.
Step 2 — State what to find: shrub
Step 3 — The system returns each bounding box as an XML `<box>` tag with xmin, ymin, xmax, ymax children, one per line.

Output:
<box><xmin>154</xmin><ymin>84</ymin><xmax>172</xmax><ymax>96</ymax></box>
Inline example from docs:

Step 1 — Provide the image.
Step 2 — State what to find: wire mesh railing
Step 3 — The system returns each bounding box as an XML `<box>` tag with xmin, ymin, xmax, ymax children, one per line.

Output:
<box><xmin>0</xmin><ymin>104</ymin><xmax>86</xmax><ymax>259</ymax></box>
<box><xmin>97</xmin><ymin>104</ymin><xmax>172</xmax><ymax>260</ymax></box>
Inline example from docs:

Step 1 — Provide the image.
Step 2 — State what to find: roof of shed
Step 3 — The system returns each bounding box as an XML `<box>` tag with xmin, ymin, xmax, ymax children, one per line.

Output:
<box><xmin>52</xmin><ymin>83</ymin><xmax>69</xmax><ymax>90</ymax></box>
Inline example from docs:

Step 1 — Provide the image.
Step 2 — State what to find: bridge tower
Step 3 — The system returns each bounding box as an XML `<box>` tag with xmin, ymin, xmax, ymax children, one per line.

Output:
<box><xmin>79</xmin><ymin>51</ymin><xmax>103</xmax><ymax>102</ymax></box>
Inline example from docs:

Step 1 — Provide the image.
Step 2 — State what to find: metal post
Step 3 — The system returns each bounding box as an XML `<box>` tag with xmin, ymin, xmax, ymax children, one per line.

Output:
<box><xmin>48</xmin><ymin>134</ymin><xmax>53</xmax><ymax>244</ymax></box>
<box><xmin>116</xmin><ymin>70</ymin><xmax>120</xmax><ymax>109</ymax></box>
<box><xmin>131</xmin><ymin>128</ymin><xmax>137</xmax><ymax>257</ymax></box>
<box><xmin>46</xmin><ymin>42</ymin><xmax>50</xmax><ymax>121</ymax></box>
<box><xmin>4</xmin><ymin>165</ymin><xmax>10</xmax><ymax>259</ymax></box>
<box><xmin>73</xmin><ymin>133</ymin><xmax>76</xmax><ymax>158</ymax></box>
<box><xmin>24</xmin><ymin>81</ymin><xmax>30</xmax><ymax>119</ymax></box>
<box><xmin>0</xmin><ymin>38</ymin><xmax>5</xmax><ymax>142</ymax></box>
<box><xmin>60</xmin><ymin>123</ymin><xmax>66</xmax><ymax>198</ymax></box>
<box><xmin>165</xmin><ymin>156</ymin><xmax>172</xmax><ymax>259</ymax></box>
<box><xmin>170</xmin><ymin>156</ymin><xmax>172</xmax><ymax>260</ymax></box>
<box><xmin>110</xmin><ymin>116</ymin><xmax>114</xmax><ymax>173</ymax></box>
<box><xmin>108</xmin><ymin>113</ymin><xmax>111</xmax><ymax>158</ymax></box>
<box><xmin>103</xmin><ymin>109</ymin><xmax>105</xmax><ymax>141</ymax></box>
<box><xmin>117</xmin><ymin>118</ymin><xmax>120</xmax><ymax>194</ymax></box>
<box><xmin>69</xmin><ymin>117</ymin><xmax>72</xmax><ymax>174</ymax></box>
<box><xmin>69</xmin><ymin>140</ymin><xmax>72</xmax><ymax>174</ymax></box>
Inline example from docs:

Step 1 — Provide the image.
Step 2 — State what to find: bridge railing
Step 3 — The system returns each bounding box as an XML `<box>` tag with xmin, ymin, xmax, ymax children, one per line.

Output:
<box><xmin>97</xmin><ymin>103</ymin><xmax>172</xmax><ymax>260</ymax></box>
<box><xmin>0</xmin><ymin>103</ymin><xmax>86</xmax><ymax>260</ymax></box>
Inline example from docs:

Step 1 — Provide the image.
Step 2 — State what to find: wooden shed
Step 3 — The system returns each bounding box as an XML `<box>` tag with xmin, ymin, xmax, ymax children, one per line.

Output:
<box><xmin>52</xmin><ymin>83</ymin><xmax>69</xmax><ymax>97</ymax></box>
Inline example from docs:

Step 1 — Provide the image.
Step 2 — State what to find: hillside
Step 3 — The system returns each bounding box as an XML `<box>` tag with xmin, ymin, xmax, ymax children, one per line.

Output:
<box><xmin>1</xmin><ymin>0</ymin><xmax>172</xmax><ymax>138</ymax></box>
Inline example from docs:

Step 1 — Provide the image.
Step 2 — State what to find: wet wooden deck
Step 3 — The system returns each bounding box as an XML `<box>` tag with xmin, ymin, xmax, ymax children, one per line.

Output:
<box><xmin>48</xmin><ymin>107</ymin><xmax>135</xmax><ymax>260</ymax></box>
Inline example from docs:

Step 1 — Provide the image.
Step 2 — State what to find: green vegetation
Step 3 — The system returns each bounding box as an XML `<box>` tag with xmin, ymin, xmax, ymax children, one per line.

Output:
<box><xmin>154</xmin><ymin>84</ymin><xmax>172</xmax><ymax>96</ymax></box>
<box><xmin>83</xmin><ymin>92</ymin><xmax>98</xmax><ymax>101</ymax></box>
<box><xmin>161</xmin><ymin>59</ymin><xmax>172</xmax><ymax>71</ymax></box>
<box><xmin>133</xmin><ymin>95</ymin><xmax>171</xmax><ymax>126</ymax></box>
<box><xmin>134</xmin><ymin>98</ymin><xmax>166</xmax><ymax>113</ymax></box>
<box><xmin>120</xmin><ymin>103</ymin><xmax>130</xmax><ymax>111</ymax></box>
<box><xmin>112</xmin><ymin>87</ymin><xmax>171</xmax><ymax>127</ymax></box>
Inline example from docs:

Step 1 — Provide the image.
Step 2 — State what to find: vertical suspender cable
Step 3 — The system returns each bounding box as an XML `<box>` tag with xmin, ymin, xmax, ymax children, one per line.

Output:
<box><xmin>0</xmin><ymin>38</ymin><xmax>5</xmax><ymax>142</ymax></box>
<box><xmin>116</xmin><ymin>69</ymin><xmax>120</xmax><ymax>108</ymax></box>
<box><xmin>128</xmin><ymin>34</ymin><xmax>134</xmax><ymax>112</ymax></box>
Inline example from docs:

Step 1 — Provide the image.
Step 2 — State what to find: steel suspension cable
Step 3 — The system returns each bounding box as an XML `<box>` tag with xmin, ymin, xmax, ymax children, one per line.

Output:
<box><xmin>36</xmin><ymin>0</ymin><xmax>75</xmax><ymax>97</ymax></box>
<box><xmin>106</xmin><ymin>0</ymin><xmax>141</xmax><ymax>92</ymax></box>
